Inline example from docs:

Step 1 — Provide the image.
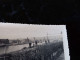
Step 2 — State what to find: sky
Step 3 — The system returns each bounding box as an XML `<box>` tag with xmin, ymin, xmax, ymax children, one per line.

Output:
<box><xmin>0</xmin><ymin>23</ymin><xmax>64</xmax><ymax>39</ymax></box>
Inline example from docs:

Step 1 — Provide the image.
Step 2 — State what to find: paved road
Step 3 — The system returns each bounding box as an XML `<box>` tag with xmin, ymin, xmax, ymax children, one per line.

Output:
<box><xmin>56</xmin><ymin>52</ymin><xmax>65</xmax><ymax>60</ymax></box>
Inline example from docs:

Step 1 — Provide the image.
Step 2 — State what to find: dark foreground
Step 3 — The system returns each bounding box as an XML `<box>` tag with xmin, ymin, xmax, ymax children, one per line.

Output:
<box><xmin>0</xmin><ymin>41</ymin><xmax>64</xmax><ymax>60</ymax></box>
<box><xmin>56</xmin><ymin>52</ymin><xmax>64</xmax><ymax>60</ymax></box>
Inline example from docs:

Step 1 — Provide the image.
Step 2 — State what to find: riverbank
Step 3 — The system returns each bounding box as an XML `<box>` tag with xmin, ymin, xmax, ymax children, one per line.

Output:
<box><xmin>0</xmin><ymin>41</ymin><xmax>64</xmax><ymax>60</ymax></box>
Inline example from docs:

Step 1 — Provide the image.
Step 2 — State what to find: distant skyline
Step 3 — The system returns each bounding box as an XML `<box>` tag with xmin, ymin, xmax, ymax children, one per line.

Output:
<box><xmin>0</xmin><ymin>23</ymin><xmax>64</xmax><ymax>39</ymax></box>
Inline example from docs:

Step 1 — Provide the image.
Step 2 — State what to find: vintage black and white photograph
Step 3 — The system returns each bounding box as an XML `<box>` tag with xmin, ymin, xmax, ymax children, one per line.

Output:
<box><xmin>0</xmin><ymin>23</ymin><xmax>69</xmax><ymax>60</ymax></box>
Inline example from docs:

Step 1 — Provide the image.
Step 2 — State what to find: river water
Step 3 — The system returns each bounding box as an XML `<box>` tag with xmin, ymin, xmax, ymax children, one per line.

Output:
<box><xmin>0</xmin><ymin>42</ymin><xmax>45</xmax><ymax>55</ymax></box>
<box><xmin>0</xmin><ymin>44</ymin><xmax>30</xmax><ymax>55</ymax></box>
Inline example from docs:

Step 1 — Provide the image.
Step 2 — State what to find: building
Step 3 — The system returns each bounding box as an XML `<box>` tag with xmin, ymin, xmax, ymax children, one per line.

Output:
<box><xmin>0</xmin><ymin>39</ymin><xmax>9</xmax><ymax>44</ymax></box>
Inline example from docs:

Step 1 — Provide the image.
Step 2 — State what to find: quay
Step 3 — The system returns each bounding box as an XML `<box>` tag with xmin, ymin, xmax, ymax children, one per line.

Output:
<box><xmin>0</xmin><ymin>41</ymin><xmax>64</xmax><ymax>60</ymax></box>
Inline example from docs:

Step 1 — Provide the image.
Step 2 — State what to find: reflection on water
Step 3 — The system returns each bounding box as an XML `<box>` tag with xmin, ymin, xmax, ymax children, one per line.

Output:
<box><xmin>0</xmin><ymin>44</ymin><xmax>29</xmax><ymax>55</ymax></box>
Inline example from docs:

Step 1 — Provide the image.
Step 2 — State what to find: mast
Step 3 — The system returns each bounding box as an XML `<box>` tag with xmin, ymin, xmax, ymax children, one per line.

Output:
<box><xmin>47</xmin><ymin>33</ymin><xmax>48</xmax><ymax>40</ymax></box>
<box><xmin>34</xmin><ymin>37</ymin><xmax>35</xmax><ymax>42</ymax></box>
<box><xmin>61</xmin><ymin>31</ymin><xmax>62</xmax><ymax>34</ymax></box>
<box><xmin>47</xmin><ymin>33</ymin><xmax>50</xmax><ymax>43</ymax></box>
